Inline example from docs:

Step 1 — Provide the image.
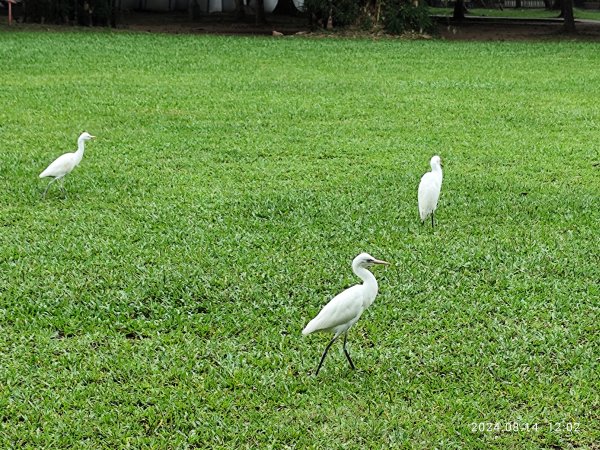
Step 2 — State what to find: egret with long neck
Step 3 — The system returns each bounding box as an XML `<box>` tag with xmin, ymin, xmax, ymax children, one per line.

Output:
<box><xmin>39</xmin><ymin>132</ymin><xmax>95</xmax><ymax>198</ymax></box>
<box><xmin>418</xmin><ymin>155</ymin><xmax>443</xmax><ymax>228</ymax></box>
<box><xmin>302</xmin><ymin>252</ymin><xmax>389</xmax><ymax>375</ymax></box>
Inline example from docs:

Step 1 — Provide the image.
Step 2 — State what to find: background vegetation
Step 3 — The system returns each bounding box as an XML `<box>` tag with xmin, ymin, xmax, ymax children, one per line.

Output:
<box><xmin>0</xmin><ymin>31</ymin><xmax>598</xmax><ymax>447</ymax></box>
<box><xmin>13</xmin><ymin>0</ymin><xmax>117</xmax><ymax>25</ymax></box>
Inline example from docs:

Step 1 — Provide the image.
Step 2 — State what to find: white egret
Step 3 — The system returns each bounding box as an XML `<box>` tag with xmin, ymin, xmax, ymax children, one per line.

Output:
<box><xmin>418</xmin><ymin>155</ymin><xmax>443</xmax><ymax>228</ymax></box>
<box><xmin>302</xmin><ymin>252</ymin><xmax>389</xmax><ymax>375</ymax></box>
<box><xmin>39</xmin><ymin>132</ymin><xmax>95</xmax><ymax>198</ymax></box>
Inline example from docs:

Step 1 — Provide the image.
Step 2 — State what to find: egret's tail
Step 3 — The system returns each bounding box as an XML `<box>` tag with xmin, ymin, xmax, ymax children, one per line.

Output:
<box><xmin>39</xmin><ymin>169</ymin><xmax>51</xmax><ymax>178</ymax></box>
<box><xmin>302</xmin><ymin>321</ymin><xmax>315</xmax><ymax>336</ymax></box>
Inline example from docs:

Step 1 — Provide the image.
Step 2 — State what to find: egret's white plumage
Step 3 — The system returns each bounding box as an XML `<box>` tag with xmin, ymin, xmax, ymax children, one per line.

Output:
<box><xmin>302</xmin><ymin>252</ymin><xmax>389</xmax><ymax>375</ymax></box>
<box><xmin>39</xmin><ymin>132</ymin><xmax>95</xmax><ymax>197</ymax></box>
<box><xmin>418</xmin><ymin>155</ymin><xmax>443</xmax><ymax>228</ymax></box>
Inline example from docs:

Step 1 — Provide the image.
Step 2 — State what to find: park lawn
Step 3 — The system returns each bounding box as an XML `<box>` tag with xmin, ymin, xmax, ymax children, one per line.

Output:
<box><xmin>0</xmin><ymin>30</ymin><xmax>598</xmax><ymax>448</ymax></box>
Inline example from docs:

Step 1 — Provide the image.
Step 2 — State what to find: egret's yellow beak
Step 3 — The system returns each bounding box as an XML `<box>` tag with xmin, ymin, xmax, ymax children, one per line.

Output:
<box><xmin>372</xmin><ymin>259</ymin><xmax>390</xmax><ymax>265</ymax></box>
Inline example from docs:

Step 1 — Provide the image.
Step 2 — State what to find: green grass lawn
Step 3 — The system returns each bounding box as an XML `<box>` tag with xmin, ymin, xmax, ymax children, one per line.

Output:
<box><xmin>0</xmin><ymin>30</ymin><xmax>598</xmax><ymax>448</ymax></box>
<box><xmin>431</xmin><ymin>6</ymin><xmax>600</xmax><ymax>20</ymax></box>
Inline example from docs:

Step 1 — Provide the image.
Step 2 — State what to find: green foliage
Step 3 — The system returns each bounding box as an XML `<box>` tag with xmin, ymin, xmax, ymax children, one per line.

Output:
<box><xmin>0</xmin><ymin>31</ymin><xmax>599</xmax><ymax>448</ymax></box>
<box><xmin>304</xmin><ymin>0</ymin><xmax>362</xmax><ymax>27</ymax></box>
<box><xmin>20</xmin><ymin>0</ymin><xmax>114</xmax><ymax>25</ymax></box>
<box><xmin>88</xmin><ymin>0</ymin><xmax>115</xmax><ymax>26</ymax></box>
<box><xmin>21</xmin><ymin>0</ymin><xmax>61</xmax><ymax>22</ymax></box>
<box><xmin>383</xmin><ymin>0</ymin><xmax>434</xmax><ymax>34</ymax></box>
<box><xmin>357</xmin><ymin>11</ymin><xmax>375</xmax><ymax>30</ymax></box>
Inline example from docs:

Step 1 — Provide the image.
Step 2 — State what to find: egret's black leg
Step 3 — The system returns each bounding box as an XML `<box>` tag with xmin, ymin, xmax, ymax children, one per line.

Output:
<box><xmin>315</xmin><ymin>335</ymin><xmax>339</xmax><ymax>375</ymax></box>
<box><xmin>42</xmin><ymin>177</ymin><xmax>60</xmax><ymax>198</ymax></box>
<box><xmin>342</xmin><ymin>332</ymin><xmax>355</xmax><ymax>370</ymax></box>
<box><xmin>431</xmin><ymin>212</ymin><xmax>435</xmax><ymax>229</ymax></box>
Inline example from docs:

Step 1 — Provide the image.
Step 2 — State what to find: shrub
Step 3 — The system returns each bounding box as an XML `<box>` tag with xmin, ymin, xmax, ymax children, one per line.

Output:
<box><xmin>304</xmin><ymin>0</ymin><xmax>362</xmax><ymax>28</ymax></box>
<box><xmin>383</xmin><ymin>0</ymin><xmax>434</xmax><ymax>34</ymax></box>
<box><xmin>19</xmin><ymin>0</ymin><xmax>115</xmax><ymax>25</ymax></box>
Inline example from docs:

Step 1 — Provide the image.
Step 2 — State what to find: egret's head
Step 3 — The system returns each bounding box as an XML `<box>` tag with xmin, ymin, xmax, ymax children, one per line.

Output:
<box><xmin>79</xmin><ymin>132</ymin><xmax>95</xmax><ymax>141</ymax></box>
<box><xmin>353</xmin><ymin>252</ymin><xmax>390</xmax><ymax>268</ymax></box>
<box><xmin>431</xmin><ymin>155</ymin><xmax>442</xmax><ymax>168</ymax></box>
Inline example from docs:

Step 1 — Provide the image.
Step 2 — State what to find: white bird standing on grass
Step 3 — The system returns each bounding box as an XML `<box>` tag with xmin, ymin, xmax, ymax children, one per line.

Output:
<box><xmin>39</xmin><ymin>132</ymin><xmax>95</xmax><ymax>198</ymax></box>
<box><xmin>418</xmin><ymin>155</ymin><xmax>443</xmax><ymax>228</ymax></box>
<box><xmin>302</xmin><ymin>253</ymin><xmax>389</xmax><ymax>375</ymax></box>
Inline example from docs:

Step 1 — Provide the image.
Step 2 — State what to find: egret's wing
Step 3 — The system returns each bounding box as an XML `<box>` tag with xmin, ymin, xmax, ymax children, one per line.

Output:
<box><xmin>302</xmin><ymin>285</ymin><xmax>364</xmax><ymax>335</ymax></box>
<box><xmin>39</xmin><ymin>152</ymin><xmax>75</xmax><ymax>178</ymax></box>
<box><xmin>418</xmin><ymin>172</ymin><xmax>441</xmax><ymax>219</ymax></box>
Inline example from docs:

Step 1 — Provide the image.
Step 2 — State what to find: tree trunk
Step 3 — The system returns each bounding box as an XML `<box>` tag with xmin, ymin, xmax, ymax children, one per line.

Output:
<box><xmin>188</xmin><ymin>0</ymin><xmax>199</xmax><ymax>20</ymax></box>
<box><xmin>453</xmin><ymin>0</ymin><xmax>466</xmax><ymax>20</ymax></box>
<box><xmin>110</xmin><ymin>0</ymin><xmax>119</xmax><ymax>27</ymax></box>
<box><xmin>255</xmin><ymin>0</ymin><xmax>266</xmax><ymax>24</ymax></box>
<box><xmin>83</xmin><ymin>1</ymin><xmax>92</xmax><ymax>26</ymax></box>
<box><xmin>273</xmin><ymin>0</ymin><xmax>298</xmax><ymax>15</ymax></box>
<box><xmin>234</xmin><ymin>0</ymin><xmax>245</xmax><ymax>20</ymax></box>
<box><xmin>562</xmin><ymin>0</ymin><xmax>575</xmax><ymax>31</ymax></box>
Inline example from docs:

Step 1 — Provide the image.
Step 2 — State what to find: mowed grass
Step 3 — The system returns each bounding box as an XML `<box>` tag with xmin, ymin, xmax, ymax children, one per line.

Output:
<box><xmin>0</xmin><ymin>30</ymin><xmax>598</xmax><ymax>448</ymax></box>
